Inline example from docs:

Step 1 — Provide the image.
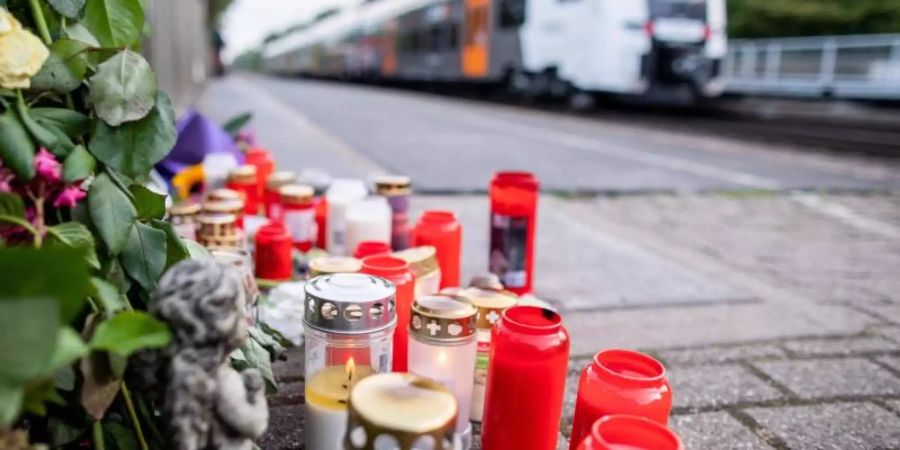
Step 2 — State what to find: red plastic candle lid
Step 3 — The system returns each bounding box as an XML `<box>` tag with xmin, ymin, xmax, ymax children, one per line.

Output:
<box><xmin>354</xmin><ymin>241</ymin><xmax>391</xmax><ymax>259</ymax></box>
<box><xmin>360</xmin><ymin>255</ymin><xmax>410</xmax><ymax>278</ymax></box>
<box><xmin>420</xmin><ymin>210</ymin><xmax>456</xmax><ymax>225</ymax></box>
<box><xmin>501</xmin><ymin>305</ymin><xmax>563</xmax><ymax>335</ymax></box>
<box><xmin>583</xmin><ymin>415</ymin><xmax>683</xmax><ymax>450</ymax></box>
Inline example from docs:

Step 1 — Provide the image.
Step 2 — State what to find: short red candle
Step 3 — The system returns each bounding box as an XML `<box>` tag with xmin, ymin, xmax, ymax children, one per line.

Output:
<box><xmin>481</xmin><ymin>306</ymin><xmax>569</xmax><ymax>450</ymax></box>
<box><xmin>254</xmin><ymin>221</ymin><xmax>293</xmax><ymax>280</ymax></box>
<box><xmin>263</xmin><ymin>171</ymin><xmax>295</xmax><ymax>220</ymax></box>
<box><xmin>354</xmin><ymin>241</ymin><xmax>391</xmax><ymax>259</ymax></box>
<box><xmin>280</xmin><ymin>185</ymin><xmax>316</xmax><ymax>252</ymax></box>
<box><xmin>411</xmin><ymin>210</ymin><xmax>461</xmax><ymax>288</ymax></box>
<box><xmin>244</xmin><ymin>147</ymin><xmax>275</xmax><ymax>200</ymax></box>
<box><xmin>489</xmin><ymin>171</ymin><xmax>539</xmax><ymax>295</ymax></box>
<box><xmin>569</xmin><ymin>349</ymin><xmax>672</xmax><ymax>450</ymax></box>
<box><xmin>226</xmin><ymin>165</ymin><xmax>259</xmax><ymax>215</ymax></box>
<box><xmin>360</xmin><ymin>255</ymin><xmax>415</xmax><ymax>372</ymax></box>
<box><xmin>578</xmin><ymin>415</ymin><xmax>683</xmax><ymax>450</ymax></box>
<box><xmin>314</xmin><ymin>196</ymin><xmax>328</xmax><ymax>250</ymax></box>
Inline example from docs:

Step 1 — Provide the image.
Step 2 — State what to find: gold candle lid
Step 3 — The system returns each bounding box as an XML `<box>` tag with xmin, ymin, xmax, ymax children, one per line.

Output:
<box><xmin>308</xmin><ymin>256</ymin><xmax>362</xmax><ymax>277</ymax></box>
<box><xmin>228</xmin><ymin>164</ymin><xmax>257</xmax><ymax>184</ymax></box>
<box><xmin>203</xmin><ymin>199</ymin><xmax>244</xmax><ymax>215</ymax></box>
<box><xmin>168</xmin><ymin>202</ymin><xmax>201</xmax><ymax>217</ymax></box>
<box><xmin>346</xmin><ymin>373</ymin><xmax>457</xmax><ymax>450</ymax></box>
<box><xmin>207</xmin><ymin>188</ymin><xmax>242</xmax><ymax>202</ymax></box>
<box><xmin>280</xmin><ymin>184</ymin><xmax>314</xmax><ymax>205</ymax></box>
<box><xmin>410</xmin><ymin>295</ymin><xmax>477</xmax><ymax>343</ymax></box>
<box><xmin>266</xmin><ymin>171</ymin><xmax>296</xmax><ymax>190</ymax></box>
<box><xmin>374</xmin><ymin>175</ymin><xmax>411</xmax><ymax>196</ymax></box>
<box><xmin>392</xmin><ymin>246</ymin><xmax>439</xmax><ymax>277</ymax></box>
<box><xmin>456</xmin><ymin>287</ymin><xmax>518</xmax><ymax>329</ymax></box>
<box><xmin>196</xmin><ymin>214</ymin><xmax>240</xmax><ymax>249</ymax></box>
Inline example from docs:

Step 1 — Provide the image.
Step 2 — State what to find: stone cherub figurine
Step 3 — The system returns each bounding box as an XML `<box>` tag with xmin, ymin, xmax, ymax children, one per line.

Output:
<box><xmin>141</xmin><ymin>259</ymin><xmax>269</xmax><ymax>450</ymax></box>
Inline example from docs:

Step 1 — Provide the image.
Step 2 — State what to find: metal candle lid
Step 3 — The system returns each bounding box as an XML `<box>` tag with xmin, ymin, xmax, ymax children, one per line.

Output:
<box><xmin>374</xmin><ymin>175</ymin><xmax>411</xmax><ymax>196</ymax></box>
<box><xmin>308</xmin><ymin>256</ymin><xmax>362</xmax><ymax>277</ymax></box>
<box><xmin>410</xmin><ymin>295</ymin><xmax>477</xmax><ymax>343</ymax></box>
<box><xmin>346</xmin><ymin>373</ymin><xmax>457</xmax><ymax>450</ymax></box>
<box><xmin>304</xmin><ymin>273</ymin><xmax>396</xmax><ymax>334</ymax></box>
<box><xmin>456</xmin><ymin>287</ymin><xmax>518</xmax><ymax>329</ymax></box>
<box><xmin>393</xmin><ymin>246</ymin><xmax>439</xmax><ymax>277</ymax></box>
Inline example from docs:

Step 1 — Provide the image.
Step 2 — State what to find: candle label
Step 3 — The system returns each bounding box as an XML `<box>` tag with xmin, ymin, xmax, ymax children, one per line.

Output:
<box><xmin>473</xmin><ymin>340</ymin><xmax>491</xmax><ymax>386</ymax></box>
<box><xmin>284</xmin><ymin>209</ymin><xmax>315</xmax><ymax>243</ymax></box>
<box><xmin>489</xmin><ymin>214</ymin><xmax>528</xmax><ymax>288</ymax></box>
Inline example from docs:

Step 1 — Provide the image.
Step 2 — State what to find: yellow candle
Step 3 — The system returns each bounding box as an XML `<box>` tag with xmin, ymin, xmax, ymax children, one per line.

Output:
<box><xmin>305</xmin><ymin>359</ymin><xmax>374</xmax><ymax>450</ymax></box>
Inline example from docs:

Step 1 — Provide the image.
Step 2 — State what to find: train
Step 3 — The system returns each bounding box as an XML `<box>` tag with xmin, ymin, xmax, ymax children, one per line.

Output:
<box><xmin>263</xmin><ymin>0</ymin><xmax>727</xmax><ymax>105</ymax></box>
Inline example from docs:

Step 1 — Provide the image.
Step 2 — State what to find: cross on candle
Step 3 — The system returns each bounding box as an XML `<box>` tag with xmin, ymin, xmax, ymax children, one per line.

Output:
<box><xmin>486</xmin><ymin>310</ymin><xmax>500</xmax><ymax>324</ymax></box>
<box><xmin>426</xmin><ymin>320</ymin><xmax>441</xmax><ymax>336</ymax></box>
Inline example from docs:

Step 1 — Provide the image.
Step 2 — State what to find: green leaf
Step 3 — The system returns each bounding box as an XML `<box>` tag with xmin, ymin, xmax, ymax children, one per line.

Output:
<box><xmin>184</xmin><ymin>240</ymin><xmax>211</xmax><ymax>260</ymax></box>
<box><xmin>223</xmin><ymin>111</ymin><xmax>253</xmax><ymax>135</ymax></box>
<box><xmin>120</xmin><ymin>222</ymin><xmax>166</xmax><ymax>291</ymax></box>
<box><xmin>82</xmin><ymin>0</ymin><xmax>143</xmax><ymax>48</ymax></box>
<box><xmin>65</xmin><ymin>21</ymin><xmax>102</xmax><ymax>47</ymax></box>
<box><xmin>89</xmin><ymin>50</ymin><xmax>157</xmax><ymax>126</ymax></box>
<box><xmin>90</xmin><ymin>311</ymin><xmax>171</xmax><ymax>356</ymax></box>
<box><xmin>17</xmin><ymin>95</ymin><xmax>72</xmax><ymax>158</ymax></box>
<box><xmin>236</xmin><ymin>335</ymin><xmax>277</xmax><ymax>393</ymax></box>
<box><xmin>46</xmin><ymin>327</ymin><xmax>90</xmax><ymax>376</ymax></box>
<box><xmin>48</xmin><ymin>0</ymin><xmax>86</xmax><ymax>18</ymax></box>
<box><xmin>30</xmin><ymin>108</ymin><xmax>91</xmax><ymax>138</ymax></box>
<box><xmin>90</xmin><ymin>277</ymin><xmax>126</xmax><ymax>315</ymax></box>
<box><xmin>89</xmin><ymin>91</ymin><xmax>176</xmax><ymax>179</ymax></box>
<box><xmin>63</xmin><ymin>145</ymin><xmax>96</xmax><ymax>183</ymax></box>
<box><xmin>46</xmin><ymin>219</ymin><xmax>101</xmax><ymax>270</ymax></box>
<box><xmin>0</xmin><ymin>297</ymin><xmax>60</xmax><ymax>387</ymax></box>
<box><xmin>79</xmin><ymin>350</ymin><xmax>120</xmax><ymax>420</ymax></box>
<box><xmin>88</xmin><ymin>173</ymin><xmax>137</xmax><ymax>255</ymax></box>
<box><xmin>150</xmin><ymin>219</ymin><xmax>189</xmax><ymax>269</ymax></box>
<box><xmin>0</xmin><ymin>192</ymin><xmax>25</xmax><ymax>218</ymax></box>
<box><xmin>49</xmin><ymin>417</ymin><xmax>85</xmax><ymax>446</ymax></box>
<box><xmin>54</xmin><ymin>366</ymin><xmax>76</xmax><ymax>391</ymax></box>
<box><xmin>0</xmin><ymin>247</ymin><xmax>90</xmax><ymax>323</ymax></box>
<box><xmin>0</xmin><ymin>108</ymin><xmax>36</xmax><ymax>180</ymax></box>
<box><xmin>105</xmin><ymin>421</ymin><xmax>138</xmax><ymax>450</ymax></box>
<box><xmin>129</xmin><ymin>185</ymin><xmax>166</xmax><ymax>220</ymax></box>
<box><xmin>0</xmin><ymin>383</ymin><xmax>24</xmax><ymax>427</ymax></box>
<box><xmin>31</xmin><ymin>38</ymin><xmax>90</xmax><ymax>94</ymax></box>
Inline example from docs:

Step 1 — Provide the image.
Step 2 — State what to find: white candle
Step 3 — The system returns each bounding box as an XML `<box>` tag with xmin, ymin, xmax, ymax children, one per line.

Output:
<box><xmin>305</xmin><ymin>359</ymin><xmax>373</xmax><ymax>450</ymax></box>
<box><xmin>345</xmin><ymin>197</ymin><xmax>392</xmax><ymax>257</ymax></box>
<box><xmin>326</xmin><ymin>179</ymin><xmax>368</xmax><ymax>255</ymax></box>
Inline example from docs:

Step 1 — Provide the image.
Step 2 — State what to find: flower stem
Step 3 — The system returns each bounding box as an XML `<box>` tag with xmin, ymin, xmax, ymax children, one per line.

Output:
<box><xmin>121</xmin><ymin>381</ymin><xmax>150</xmax><ymax>450</ymax></box>
<box><xmin>27</xmin><ymin>0</ymin><xmax>53</xmax><ymax>46</ymax></box>
<box><xmin>93</xmin><ymin>420</ymin><xmax>106</xmax><ymax>450</ymax></box>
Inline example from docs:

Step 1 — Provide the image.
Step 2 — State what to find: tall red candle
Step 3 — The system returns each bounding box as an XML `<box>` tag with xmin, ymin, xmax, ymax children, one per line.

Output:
<box><xmin>254</xmin><ymin>221</ymin><xmax>293</xmax><ymax>280</ymax></box>
<box><xmin>578</xmin><ymin>415</ymin><xmax>683</xmax><ymax>450</ymax></box>
<box><xmin>481</xmin><ymin>306</ymin><xmax>569</xmax><ymax>450</ymax></box>
<box><xmin>226</xmin><ymin>165</ymin><xmax>259</xmax><ymax>215</ymax></box>
<box><xmin>412</xmin><ymin>210</ymin><xmax>461</xmax><ymax>288</ymax></box>
<box><xmin>354</xmin><ymin>241</ymin><xmax>391</xmax><ymax>259</ymax></box>
<box><xmin>569</xmin><ymin>349</ymin><xmax>672</xmax><ymax>450</ymax></box>
<box><xmin>264</xmin><ymin>171</ymin><xmax>295</xmax><ymax>220</ymax></box>
<box><xmin>489</xmin><ymin>171</ymin><xmax>539</xmax><ymax>295</ymax></box>
<box><xmin>360</xmin><ymin>255</ymin><xmax>415</xmax><ymax>372</ymax></box>
<box><xmin>315</xmin><ymin>196</ymin><xmax>328</xmax><ymax>250</ymax></box>
<box><xmin>244</xmin><ymin>147</ymin><xmax>275</xmax><ymax>200</ymax></box>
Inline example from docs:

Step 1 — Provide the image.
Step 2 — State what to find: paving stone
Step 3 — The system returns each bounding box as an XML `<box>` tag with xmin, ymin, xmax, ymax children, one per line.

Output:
<box><xmin>859</xmin><ymin>304</ymin><xmax>900</xmax><ymax>325</ymax></box>
<box><xmin>668</xmin><ymin>364</ymin><xmax>783</xmax><ymax>411</ymax></box>
<box><xmin>746</xmin><ymin>402</ymin><xmax>900</xmax><ymax>450</ymax></box>
<box><xmin>671</xmin><ymin>412</ymin><xmax>774</xmax><ymax>450</ymax></box>
<box><xmin>268</xmin><ymin>381</ymin><xmax>304</xmax><ymax>407</ymax></box>
<box><xmin>657</xmin><ymin>344</ymin><xmax>786</xmax><ymax>366</ymax></box>
<box><xmin>874</xmin><ymin>325</ymin><xmax>900</xmax><ymax>344</ymax></box>
<box><xmin>884</xmin><ymin>400</ymin><xmax>900</xmax><ymax>414</ymax></box>
<box><xmin>754</xmin><ymin>358</ymin><xmax>900</xmax><ymax>399</ymax></box>
<box><xmin>878</xmin><ymin>356</ymin><xmax>900</xmax><ymax>373</ymax></box>
<box><xmin>259</xmin><ymin>404</ymin><xmax>304</xmax><ymax>450</ymax></box>
<box><xmin>782</xmin><ymin>336</ymin><xmax>899</xmax><ymax>356</ymax></box>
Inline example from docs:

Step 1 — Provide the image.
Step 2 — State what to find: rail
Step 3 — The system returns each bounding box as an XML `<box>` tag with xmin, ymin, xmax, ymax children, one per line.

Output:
<box><xmin>723</xmin><ymin>34</ymin><xmax>900</xmax><ymax>100</ymax></box>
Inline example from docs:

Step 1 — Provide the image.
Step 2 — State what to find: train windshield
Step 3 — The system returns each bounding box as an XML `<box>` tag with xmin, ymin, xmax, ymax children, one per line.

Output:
<box><xmin>649</xmin><ymin>0</ymin><xmax>707</xmax><ymax>21</ymax></box>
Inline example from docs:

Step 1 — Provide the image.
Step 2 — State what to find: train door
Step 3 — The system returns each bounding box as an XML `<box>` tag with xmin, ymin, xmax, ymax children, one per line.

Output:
<box><xmin>381</xmin><ymin>21</ymin><xmax>398</xmax><ymax>76</ymax></box>
<box><xmin>462</xmin><ymin>0</ymin><xmax>491</xmax><ymax>78</ymax></box>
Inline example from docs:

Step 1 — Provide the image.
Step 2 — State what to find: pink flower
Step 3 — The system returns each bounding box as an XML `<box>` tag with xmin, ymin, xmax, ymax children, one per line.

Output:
<box><xmin>53</xmin><ymin>186</ymin><xmax>86</xmax><ymax>208</ymax></box>
<box><xmin>34</xmin><ymin>147</ymin><xmax>61</xmax><ymax>183</ymax></box>
<box><xmin>0</xmin><ymin>167</ymin><xmax>14</xmax><ymax>193</ymax></box>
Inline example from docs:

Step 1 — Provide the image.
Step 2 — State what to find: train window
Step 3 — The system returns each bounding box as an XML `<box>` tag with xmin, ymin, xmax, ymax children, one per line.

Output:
<box><xmin>499</xmin><ymin>0</ymin><xmax>526</xmax><ymax>28</ymax></box>
<box><xmin>448</xmin><ymin>23</ymin><xmax>459</xmax><ymax>49</ymax></box>
<box><xmin>649</xmin><ymin>0</ymin><xmax>706</xmax><ymax>21</ymax></box>
<box><xmin>430</xmin><ymin>25</ymin><xmax>442</xmax><ymax>51</ymax></box>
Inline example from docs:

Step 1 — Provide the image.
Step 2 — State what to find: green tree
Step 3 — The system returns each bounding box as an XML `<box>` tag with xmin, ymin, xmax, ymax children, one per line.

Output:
<box><xmin>728</xmin><ymin>0</ymin><xmax>900</xmax><ymax>38</ymax></box>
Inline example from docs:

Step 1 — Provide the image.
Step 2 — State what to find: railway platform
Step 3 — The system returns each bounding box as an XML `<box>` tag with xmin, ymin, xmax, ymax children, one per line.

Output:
<box><xmin>199</xmin><ymin>75</ymin><xmax>900</xmax><ymax>449</ymax></box>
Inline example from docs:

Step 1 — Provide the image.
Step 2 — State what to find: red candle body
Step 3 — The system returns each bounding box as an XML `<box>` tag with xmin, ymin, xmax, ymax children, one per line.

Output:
<box><xmin>489</xmin><ymin>171</ymin><xmax>539</xmax><ymax>295</ymax></box>
<box><xmin>354</xmin><ymin>241</ymin><xmax>391</xmax><ymax>259</ymax></box>
<box><xmin>360</xmin><ymin>255</ymin><xmax>415</xmax><ymax>372</ymax></box>
<box><xmin>412</xmin><ymin>210</ymin><xmax>461</xmax><ymax>288</ymax></box>
<box><xmin>254</xmin><ymin>222</ymin><xmax>293</xmax><ymax>280</ymax></box>
<box><xmin>315</xmin><ymin>196</ymin><xmax>328</xmax><ymax>250</ymax></box>
<box><xmin>282</xmin><ymin>188</ymin><xmax>315</xmax><ymax>253</ymax></box>
<box><xmin>578</xmin><ymin>415</ymin><xmax>683</xmax><ymax>450</ymax></box>
<box><xmin>481</xmin><ymin>306</ymin><xmax>569</xmax><ymax>450</ymax></box>
<box><xmin>226</xmin><ymin>179</ymin><xmax>259</xmax><ymax>216</ymax></box>
<box><xmin>245</xmin><ymin>147</ymin><xmax>275</xmax><ymax>199</ymax></box>
<box><xmin>264</xmin><ymin>186</ymin><xmax>282</xmax><ymax>220</ymax></box>
<box><xmin>569</xmin><ymin>349</ymin><xmax>672</xmax><ymax>450</ymax></box>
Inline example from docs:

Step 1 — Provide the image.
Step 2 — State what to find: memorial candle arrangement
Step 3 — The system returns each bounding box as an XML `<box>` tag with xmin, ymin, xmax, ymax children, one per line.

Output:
<box><xmin>326</xmin><ymin>178</ymin><xmax>368</xmax><ymax>255</ymax></box>
<box><xmin>254</xmin><ymin>221</ymin><xmax>293</xmax><ymax>281</ymax></box>
<box><xmin>489</xmin><ymin>171</ymin><xmax>539</xmax><ymax>294</ymax></box>
<box><xmin>304</xmin><ymin>274</ymin><xmax>397</xmax><ymax>450</ymax></box>
<box><xmin>394</xmin><ymin>246</ymin><xmax>442</xmax><ymax>298</ymax></box>
<box><xmin>346</xmin><ymin>197</ymin><xmax>392</xmax><ymax>259</ymax></box>
<box><xmin>481</xmin><ymin>306</ymin><xmax>569</xmax><ymax>450</ymax></box>
<box><xmin>244</xmin><ymin>147</ymin><xmax>275</xmax><ymax>200</ymax></box>
<box><xmin>264</xmin><ymin>171</ymin><xmax>296</xmax><ymax>219</ymax></box>
<box><xmin>412</xmin><ymin>210</ymin><xmax>462</xmax><ymax>288</ymax></box>
<box><xmin>577</xmin><ymin>415</ymin><xmax>683</xmax><ymax>450</ymax></box>
<box><xmin>408</xmin><ymin>295</ymin><xmax>479</xmax><ymax>450</ymax></box>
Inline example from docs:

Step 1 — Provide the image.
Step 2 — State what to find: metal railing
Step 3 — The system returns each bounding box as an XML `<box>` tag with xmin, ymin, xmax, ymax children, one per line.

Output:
<box><xmin>723</xmin><ymin>34</ymin><xmax>900</xmax><ymax>100</ymax></box>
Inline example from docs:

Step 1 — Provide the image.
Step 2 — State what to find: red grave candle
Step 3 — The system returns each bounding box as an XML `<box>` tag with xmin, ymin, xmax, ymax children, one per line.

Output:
<box><xmin>226</xmin><ymin>165</ymin><xmax>259</xmax><ymax>215</ymax></box>
<box><xmin>254</xmin><ymin>221</ymin><xmax>293</xmax><ymax>281</ymax></box>
<box><xmin>264</xmin><ymin>171</ymin><xmax>295</xmax><ymax>220</ymax></box>
<box><xmin>360</xmin><ymin>255</ymin><xmax>415</xmax><ymax>372</ymax></box>
<box><xmin>315</xmin><ymin>196</ymin><xmax>328</xmax><ymax>250</ymax></box>
<box><xmin>489</xmin><ymin>171</ymin><xmax>539</xmax><ymax>295</ymax></box>
<box><xmin>280</xmin><ymin>185</ymin><xmax>316</xmax><ymax>252</ymax></box>
<box><xmin>577</xmin><ymin>415</ymin><xmax>683</xmax><ymax>450</ymax></box>
<box><xmin>481</xmin><ymin>306</ymin><xmax>569</xmax><ymax>450</ymax></box>
<box><xmin>354</xmin><ymin>241</ymin><xmax>391</xmax><ymax>259</ymax></box>
<box><xmin>244</xmin><ymin>147</ymin><xmax>275</xmax><ymax>200</ymax></box>
<box><xmin>569</xmin><ymin>349</ymin><xmax>672</xmax><ymax>450</ymax></box>
<box><xmin>411</xmin><ymin>210</ymin><xmax>461</xmax><ymax>288</ymax></box>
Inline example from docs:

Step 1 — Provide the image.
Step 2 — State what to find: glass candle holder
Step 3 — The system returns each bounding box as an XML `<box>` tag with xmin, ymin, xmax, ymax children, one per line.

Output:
<box><xmin>254</xmin><ymin>221</ymin><xmax>293</xmax><ymax>281</ymax></box>
<box><xmin>393</xmin><ymin>246</ymin><xmax>442</xmax><ymax>298</ymax></box>
<box><xmin>355</xmin><ymin>241</ymin><xmax>392</xmax><ymax>259</ymax></box>
<box><xmin>309</xmin><ymin>256</ymin><xmax>363</xmax><ymax>278</ymax></box>
<box><xmin>264</xmin><ymin>170</ymin><xmax>296</xmax><ymax>219</ymax></box>
<box><xmin>454</xmin><ymin>287</ymin><xmax>517</xmax><ymax>423</ymax></box>
<box><xmin>167</xmin><ymin>202</ymin><xmax>200</xmax><ymax>240</ymax></box>
<box><xmin>408</xmin><ymin>295</ymin><xmax>478</xmax><ymax>450</ymax></box>
<box><xmin>412</xmin><ymin>210</ymin><xmax>461</xmax><ymax>288</ymax></box>
<box><xmin>304</xmin><ymin>273</ymin><xmax>397</xmax><ymax>450</ymax></box>
<box><xmin>280</xmin><ymin>184</ymin><xmax>316</xmax><ymax>252</ymax></box>
<box><xmin>569</xmin><ymin>350</ymin><xmax>672</xmax><ymax>450</ymax></box>
<box><xmin>577</xmin><ymin>415</ymin><xmax>683</xmax><ymax>450</ymax></box>
<box><xmin>345</xmin><ymin>373</ymin><xmax>457</xmax><ymax>450</ymax></box>
<box><xmin>326</xmin><ymin>178</ymin><xmax>368</xmax><ymax>255</ymax></box>
<box><xmin>481</xmin><ymin>306</ymin><xmax>569</xmax><ymax>450</ymax></box>
<box><xmin>488</xmin><ymin>171</ymin><xmax>539</xmax><ymax>295</ymax></box>
<box><xmin>361</xmin><ymin>255</ymin><xmax>415</xmax><ymax>372</ymax></box>
<box><xmin>298</xmin><ymin>168</ymin><xmax>333</xmax><ymax>250</ymax></box>
<box><xmin>374</xmin><ymin>175</ymin><xmax>412</xmax><ymax>251</ymax></box>
<box><xmin>226</xmin><ymin>164</ymin><xmax>259</xmax><ymax>215</ymax></box>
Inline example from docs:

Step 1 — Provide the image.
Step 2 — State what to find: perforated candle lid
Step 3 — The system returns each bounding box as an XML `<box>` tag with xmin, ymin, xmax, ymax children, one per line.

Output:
<box><xmin>456</xmin><ymin>287</ymin><xmax>518</xmax><ymax>329</ymax></box>
<box><xmin>304</xmin><ymin>273</ymin><xmax>396</xmax><ymax>334</ymax></box>
<box><xmin>410</xmin><ymin>295</ymin><xmax>477</xmax><ymax>343</ymax></box>
<box><xmin>207</xmin><ymin>188</ymin><xmax>242</xmax><ymax>202</ymax></box>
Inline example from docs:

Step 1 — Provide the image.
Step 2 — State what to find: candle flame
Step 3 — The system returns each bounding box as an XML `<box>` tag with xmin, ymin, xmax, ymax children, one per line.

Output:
<box><xmin>437</xmin><ymin>351</ymin><xmax>448</xmax><ymax>365</ymax></box>
<box><xmin>346</xmin><ymin>357</ymin><xmax>356</xmax><ymax>382</ymax></box>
